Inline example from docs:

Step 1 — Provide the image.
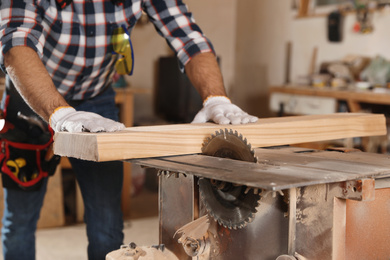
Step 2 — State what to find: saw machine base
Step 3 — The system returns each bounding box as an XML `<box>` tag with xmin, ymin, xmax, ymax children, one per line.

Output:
<box><xmin>132</xmin><ymin>146</ymin><xmax>390</xmax><ymax>260</ymax></box>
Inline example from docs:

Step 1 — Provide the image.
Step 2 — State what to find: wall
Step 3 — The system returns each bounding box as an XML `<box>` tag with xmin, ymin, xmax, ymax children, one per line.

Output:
<box><xmin>129</xmin><ymin>0</ymin><xmax>238</xmax><ymax>124</ymax></box>
<box><xmin>131</xmin><ymin>0</ymin><xmax>390</xmax><ymax>123</ymax></box>
<box><xmin>291</xmin><ymin>8</ymin><xmax>390</xmax><ymax>81</ymax></box>
<box><xmin>233</xmin><ymin>0</ymin><xmax>292</xmax><ymax>117</ymax></box>
<box><xmin>242</xmin><ymin>1</ymin><xmax>390</xmax><ymax>117</ymax></box>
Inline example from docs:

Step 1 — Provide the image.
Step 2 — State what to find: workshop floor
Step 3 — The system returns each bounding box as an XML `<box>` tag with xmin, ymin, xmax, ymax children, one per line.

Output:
<box><xmin>0</xmin><ymin>183</ymin><xmax>160</xmax><ymax>260</ymax></box>
<box><xmin>34</xmin><ymin>216</ymin><xmax>159</xmax><ymax>260</ymax></box>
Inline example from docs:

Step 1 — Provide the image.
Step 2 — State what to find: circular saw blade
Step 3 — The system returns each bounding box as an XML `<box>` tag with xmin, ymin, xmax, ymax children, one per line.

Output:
<box><xmin>199</xmin><ymin>129</ymin><xmax>261</xmax><ymax>229</ymax></box>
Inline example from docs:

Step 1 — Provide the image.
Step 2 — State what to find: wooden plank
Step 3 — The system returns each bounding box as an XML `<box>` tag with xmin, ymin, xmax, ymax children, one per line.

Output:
<box><xmin>53</xmin><ymin>113</ymin><xmax>386</xmax><ymax>162</ymax></box>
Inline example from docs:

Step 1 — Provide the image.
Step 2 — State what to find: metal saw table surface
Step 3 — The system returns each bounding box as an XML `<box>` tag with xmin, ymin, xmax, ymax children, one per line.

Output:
<box><xmin>130</xmin><ymin>146</ymin><xmax>390</xmax><ymax>191</ymax></box>
<box><xmin>131</xmin><ymin>146</ymin><xmax>390</xmax><ymax>260</ymax></box>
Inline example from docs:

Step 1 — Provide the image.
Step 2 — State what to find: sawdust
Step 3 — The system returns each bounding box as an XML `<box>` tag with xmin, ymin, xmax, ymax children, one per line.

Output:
<box><xmin>297</xmin><ymin>185</ymin><xmax>333</xmax><ymax>238</ymax></box>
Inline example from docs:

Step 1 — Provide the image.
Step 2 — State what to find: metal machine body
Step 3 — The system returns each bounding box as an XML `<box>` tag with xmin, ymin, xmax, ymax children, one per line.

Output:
<box><xmin>132</xmin><ymin>144</ymin><xmax>390</xmax><ymax>260</ymax></box>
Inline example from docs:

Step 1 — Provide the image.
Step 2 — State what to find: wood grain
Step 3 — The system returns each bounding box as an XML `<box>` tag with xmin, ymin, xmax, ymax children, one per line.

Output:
<box><xmin>53</xmin><ymin>113</ymin><xmax>387</xmax><ymax>162</ymax></box>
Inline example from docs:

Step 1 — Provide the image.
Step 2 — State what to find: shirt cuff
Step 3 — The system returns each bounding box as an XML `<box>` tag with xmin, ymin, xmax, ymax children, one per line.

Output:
<box><xmin>177</xmin><ymin>37</ymin><xmax>215</xmax><ymax>72</ymax></box>
<box><xmin>0</xmin><ymin>34</ymin><xmax>42</xmax><ymax>73</ymax></box>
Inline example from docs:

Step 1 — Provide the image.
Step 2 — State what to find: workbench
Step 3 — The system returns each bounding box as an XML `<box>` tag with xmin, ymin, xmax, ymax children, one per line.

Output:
<box><xmin>269</xmin><ymin>85</ymin><xmax>390</xmax><ymax>152</ymax></box>
<box><xmin>269</xmin><ymin>85</ymin><xmax>390</xmax><ymax>113</ymax></box>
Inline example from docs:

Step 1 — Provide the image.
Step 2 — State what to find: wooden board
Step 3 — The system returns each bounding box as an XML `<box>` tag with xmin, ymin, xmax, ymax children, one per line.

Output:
<box><xmin>53</xmin><ymin>113</ymin><xmax>386</xmax><ymax>162</ymax></box>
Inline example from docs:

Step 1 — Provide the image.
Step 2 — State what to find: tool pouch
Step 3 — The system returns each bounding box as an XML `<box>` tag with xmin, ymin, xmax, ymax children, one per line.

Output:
<box><xmin>0</xmin><ymin>77</ymin><xmax>60</xmax><ymax>191</ymax></box>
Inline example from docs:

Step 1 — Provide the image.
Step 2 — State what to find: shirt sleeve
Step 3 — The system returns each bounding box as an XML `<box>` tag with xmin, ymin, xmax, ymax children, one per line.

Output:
<box><xmin>0</xmin><ymin>0</ymin><xmax>45</xmax><ymax>72</ymax></box>
<box><xmin>143</xmin><ymin>0</ymin><xmax>215</xmax><ymax>71</ymax></box>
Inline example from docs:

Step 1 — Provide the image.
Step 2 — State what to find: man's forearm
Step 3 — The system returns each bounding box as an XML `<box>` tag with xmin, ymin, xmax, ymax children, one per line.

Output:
<box><xmin>4</xmin><ymin>46</ymin><xmax>69</xmax><ymax>121</ymax></box>
<box><xmin>185</xmin><ymin>52</ymin><xmax>227</xmax><ymax>101</ymax></box>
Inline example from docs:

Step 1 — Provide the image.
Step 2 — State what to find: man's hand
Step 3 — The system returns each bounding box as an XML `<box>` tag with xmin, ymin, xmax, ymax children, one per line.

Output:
<box><xmin>50</xmin><ymin>106</ymin><xmax>125</xmax><ymax>133</ymax></box>
<box><xmin>191</xmin><ymin>96</ymin><xmax>258</xmax><ymax>125</ymax></box>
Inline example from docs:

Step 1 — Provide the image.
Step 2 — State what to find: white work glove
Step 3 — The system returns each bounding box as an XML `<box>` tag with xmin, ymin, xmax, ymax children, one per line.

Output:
<box><xmin>191</xmin><ymin>96</ymin><xmax>258</xmax><ymax>125</ymax></box>
<box><xmin>49</xmin><ymin>106</ymin><xmax>125</xmax><ymax>133</ymax></box>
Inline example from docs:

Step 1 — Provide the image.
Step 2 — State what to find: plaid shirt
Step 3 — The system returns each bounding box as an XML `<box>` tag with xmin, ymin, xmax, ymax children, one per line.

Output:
<box><xmin>0</xmin><ymin>0</ymin><xmax>214</xmax><ymax>100</ymax></box>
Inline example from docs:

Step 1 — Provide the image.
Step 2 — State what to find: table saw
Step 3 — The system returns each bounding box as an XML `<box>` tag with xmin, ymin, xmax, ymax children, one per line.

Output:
<box><xmin>130</xmin><ymin>130</ymin><xmax>390</xmax><ymax>260</ymax></box>
<box><xmin>53</xmin><ymin>113</ymin><xmax>390</xmax><ymax>260</ymax></box>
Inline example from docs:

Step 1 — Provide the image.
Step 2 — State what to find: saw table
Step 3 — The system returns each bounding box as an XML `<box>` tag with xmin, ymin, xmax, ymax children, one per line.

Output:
<box><xmin>131</xmin><ymin>145</ymin><xmax>390</xmax><ymax>260</ymax></box>
<box><xmin>53</xmin><ymin>113</ymin><xmax>390</xmax><ymax>260</ymax></box>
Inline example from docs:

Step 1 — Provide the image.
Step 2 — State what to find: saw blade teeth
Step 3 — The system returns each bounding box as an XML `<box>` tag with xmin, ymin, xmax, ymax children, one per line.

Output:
<box><xmin>252</xmin><ymin>205</ymin><xmax>259</xmax><ymax>213</ymax></box>
<box><xmin>200</xmin><ymin>129</ymin><xmax>260</xmax><ymax>230</ymax></box>
<box><xmin>246</xmin><ymin>217</ymin><xmax>254</xmax><ymax>225</ymax></box>
<box><xmin>201</xmin><ymin>138</ymin><xmax>210</xmax><ymax>152</ymax></box>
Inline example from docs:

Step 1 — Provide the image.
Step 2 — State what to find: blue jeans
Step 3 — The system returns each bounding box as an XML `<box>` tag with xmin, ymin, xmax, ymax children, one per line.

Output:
<box><xmin>2</xmin><ymin>87</ymin><xmax>124</xmax><ymax>260</ymax></box>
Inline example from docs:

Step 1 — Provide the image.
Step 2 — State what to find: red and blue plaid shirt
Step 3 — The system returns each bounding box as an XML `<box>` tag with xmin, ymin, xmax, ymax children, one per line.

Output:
<box><xmin>0</xmin><ymin>0</ymin><xmax>214</xmax><ymax>100</ymax></box>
